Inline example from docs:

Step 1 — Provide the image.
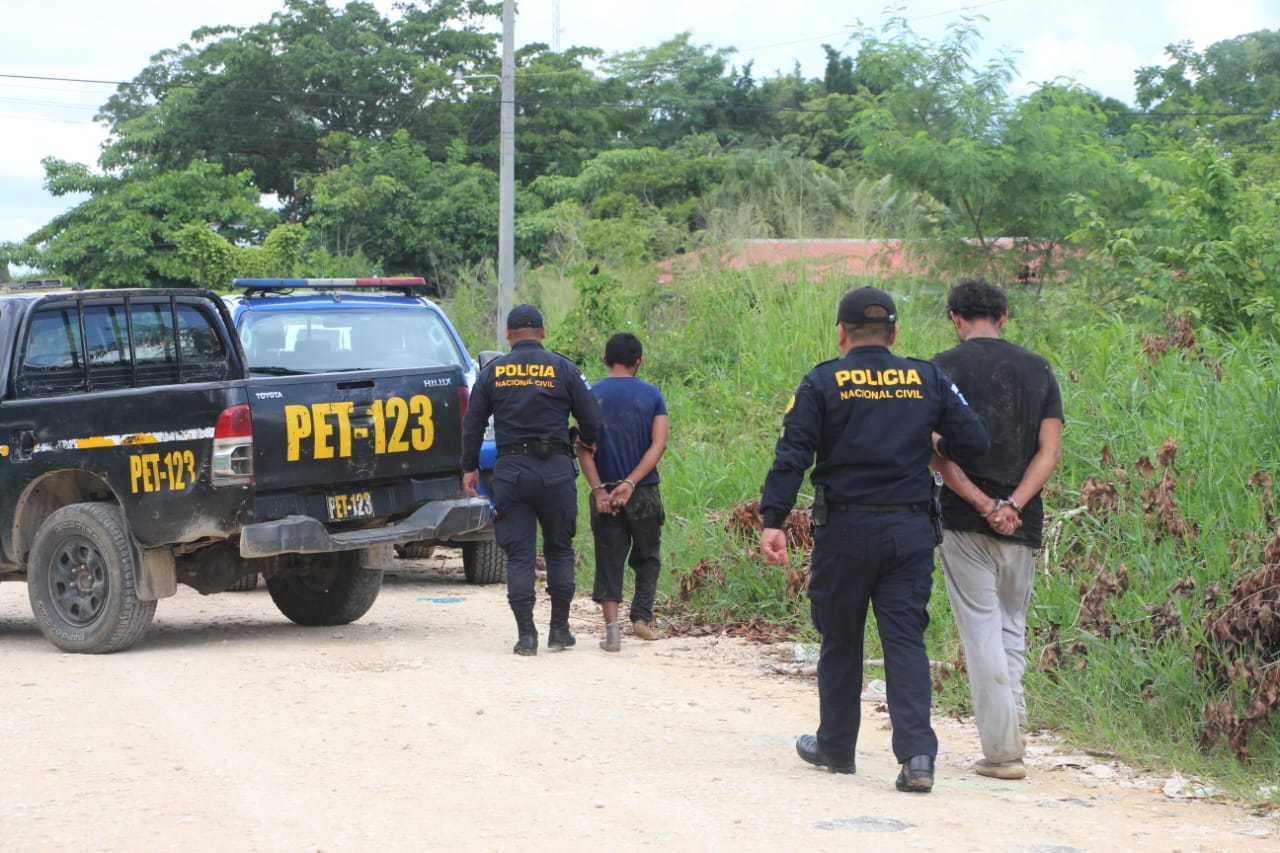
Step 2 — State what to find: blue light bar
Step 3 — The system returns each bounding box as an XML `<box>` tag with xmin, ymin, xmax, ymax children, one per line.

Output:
<box><xmin>233</xmin><ymin>277</ymin><xmax>426</xmax><ymax>289</ymax></box>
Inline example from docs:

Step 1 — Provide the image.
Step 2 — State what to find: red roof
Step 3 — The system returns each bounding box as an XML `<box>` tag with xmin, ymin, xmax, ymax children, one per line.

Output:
<box><xmin>655</xmin><ymin>239</ymin><xmax>1064</xmax><ymax>285</ymax></box>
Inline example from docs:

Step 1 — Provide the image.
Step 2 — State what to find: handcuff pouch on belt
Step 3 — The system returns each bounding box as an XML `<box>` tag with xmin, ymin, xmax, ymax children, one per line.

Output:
<box><xmin>929</xmin><ymin>470</ymin><xmax>944</xmax><ymax>545</ymax></box>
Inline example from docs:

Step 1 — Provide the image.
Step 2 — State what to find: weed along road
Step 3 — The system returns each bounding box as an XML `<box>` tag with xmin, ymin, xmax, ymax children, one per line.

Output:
<box><xmin>0</xmin><ymin>553</ymin><xmax>1274</xmax><ymax>852</ymax></box>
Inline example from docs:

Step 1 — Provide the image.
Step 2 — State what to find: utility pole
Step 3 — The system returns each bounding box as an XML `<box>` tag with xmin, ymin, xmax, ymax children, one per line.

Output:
<box><xmin>496</xmin><ymin>0</ymin><xmax>515</xmax><ymax>346</ymax></box>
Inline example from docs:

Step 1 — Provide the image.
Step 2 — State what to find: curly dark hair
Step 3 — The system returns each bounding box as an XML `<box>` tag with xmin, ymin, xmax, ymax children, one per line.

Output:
<box><xmin>946</xmin><ymin>277</ymin><xmax>1008</xmax><ymax>321</ymax></box>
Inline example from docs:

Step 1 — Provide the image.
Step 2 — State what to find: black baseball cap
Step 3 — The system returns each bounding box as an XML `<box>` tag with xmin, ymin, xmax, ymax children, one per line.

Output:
<box><xmin>838</xmin><ymin>287</ymin><xmax>897</xmax><ymax>324</ymax></box>
<box><xmin>507</xmin><ymin>304</ymin><xmax>544</xmax><ymax>329</ymax></box>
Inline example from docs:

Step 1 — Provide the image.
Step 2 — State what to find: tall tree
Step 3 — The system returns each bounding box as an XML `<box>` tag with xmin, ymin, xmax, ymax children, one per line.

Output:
<box><xmin>601</xmin><ymin>34</ymin><xmax>742</xmax><ymax>149</ymax></box>
<box><xmin>6</xmin><ymin>159</ymin><xmax>278</xmax><ymax>289</ymax></box>
<box><xmin>303</xmin><ymin>130</ymin><xmax>508</xmax><ymax>291</ymax></box>
<box><xmin>846</xmin><ymin>14</ymin><xmax>1017</xmax><ymax>243</ymax></box>
<box><xmin>97</xmin><ymin>0</ymin><xmax>500</xmax><ymax>204</ymax></box>
<box><xmin>452</xmin><ymin>44</ymin><xmax>630</xmax><ymax>183</ymax></box>
<box><xmin>845</xmin><ymin>14</ymin><xmax>1135</xmax><ymax>281</ymax></box>
<box><xmin>1135</xmin><ymin>30</ymin><xmax>1280</xmax><ymax>181</ymax></box>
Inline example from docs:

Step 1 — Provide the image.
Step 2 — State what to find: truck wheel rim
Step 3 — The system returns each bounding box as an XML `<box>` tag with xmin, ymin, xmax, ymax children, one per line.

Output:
<box><xmin>48</xmin><ymin>536</ymin><xmax>108</xmax><ymax>627</ymax></box>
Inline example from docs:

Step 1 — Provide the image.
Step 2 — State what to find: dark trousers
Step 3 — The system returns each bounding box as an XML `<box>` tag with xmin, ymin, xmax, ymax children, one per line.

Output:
<box><xmin>589</xmin><ymin>484</ymin><xmax>664</xmax><ymax>624</ymax></box>
<box><xmin>491</xmin><ymin>455</ymin><xmax>577</xmax><ymax>611</ymax></box>
<box><xmin>808</xmin><ymin>511</ymin><xmax>938</xmax><ymax>765</ymax></box>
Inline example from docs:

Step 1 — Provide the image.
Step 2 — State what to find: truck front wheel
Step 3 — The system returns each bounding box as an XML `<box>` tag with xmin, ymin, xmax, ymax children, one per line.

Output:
<box><xmin>462</xmin><ymin>539</ymin><xmax>507</xmax><ymax>585</ymax></box>
<box><xmin>27</xmin><ymin>502</ymin><xmax>157</xmax><ymax>653</ymax></box>
<box><xmin>265</xmin><ymin>553</ymin><xmax>382</xmax><ymax>626</ymax></box>
<box><xmin>394</xmin><ymin>542</ymin><xmax>436</xmax><ymax>560</ymax></box>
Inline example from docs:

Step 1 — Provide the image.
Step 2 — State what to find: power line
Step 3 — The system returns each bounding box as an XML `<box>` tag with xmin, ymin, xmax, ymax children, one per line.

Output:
<box><xmin>3</xmin><ymin>71</ymin><xmax>1277</xmax><ymax>122</ymax></box>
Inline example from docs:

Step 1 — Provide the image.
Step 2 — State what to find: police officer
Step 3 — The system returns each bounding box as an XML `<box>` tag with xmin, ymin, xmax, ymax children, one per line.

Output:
<box><xmin>462</xmin><ymin>304</ymin><xmax>601</xmax><ymax>656</ymax></box>
<box><xmin>759</xmin><ymin>287</ymin><xmax>988</xmax><ymax>793</ymax></box>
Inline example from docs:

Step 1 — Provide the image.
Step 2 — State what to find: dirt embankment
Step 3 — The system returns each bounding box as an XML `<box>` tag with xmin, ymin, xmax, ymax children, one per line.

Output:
<box><xmin>0</xmin><ymin>553</ymin><xmax>1275</xmax><ymax>852</ymax></box>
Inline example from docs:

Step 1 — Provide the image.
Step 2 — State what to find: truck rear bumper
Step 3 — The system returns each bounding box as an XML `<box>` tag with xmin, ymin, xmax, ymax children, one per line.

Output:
<box><xmin>238</xmin><ymin>497</ymin><xmax>492</xmax><ymax>558</ymax></box>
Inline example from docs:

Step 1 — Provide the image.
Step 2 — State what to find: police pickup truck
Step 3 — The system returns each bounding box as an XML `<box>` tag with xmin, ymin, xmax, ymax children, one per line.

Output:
<box><xmin>224</xmin><ymin>278</ymin><xmax>505</xmax><ymax>585</ymax></box>
<box><xmin>0</xmin><ymin>283</ymin><xmax>489</xmax><ymax>653</ymax></box>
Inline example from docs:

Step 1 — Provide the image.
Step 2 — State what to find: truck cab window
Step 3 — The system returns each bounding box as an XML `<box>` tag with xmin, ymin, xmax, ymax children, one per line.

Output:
<box><xmin>20</xmin><ymin>308</ymin><xmax>86</xmax><ymax>396</ymax></box>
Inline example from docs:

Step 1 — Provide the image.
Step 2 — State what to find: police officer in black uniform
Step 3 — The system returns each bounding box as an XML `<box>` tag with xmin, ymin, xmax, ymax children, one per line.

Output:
<box><xmin>759</xmin><ymin>287</ymin><xmax>988</xmax><ymax>793</ymax></box>
<box><xmin>462</xmin><ymin>304</ymin><xmax>601</xmax><ymax>656</ymax></box>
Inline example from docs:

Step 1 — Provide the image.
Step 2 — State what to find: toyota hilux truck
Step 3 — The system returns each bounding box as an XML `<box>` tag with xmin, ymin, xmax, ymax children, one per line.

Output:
<box><xmin>224</xmin><ymin>278</ymin><xmax>505</xmax><ymax>584</ymax></box>
<box><xmin>0</xmin><ymin>283</ymin><xmax>488</xmax><ymax>653</ymax></box>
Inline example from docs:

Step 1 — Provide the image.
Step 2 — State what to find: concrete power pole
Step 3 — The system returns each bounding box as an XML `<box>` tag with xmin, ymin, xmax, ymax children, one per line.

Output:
<box><xmin>496</xmin><ymin>0</ymin><xmax>515</xmax><ymax>345</ymax></box>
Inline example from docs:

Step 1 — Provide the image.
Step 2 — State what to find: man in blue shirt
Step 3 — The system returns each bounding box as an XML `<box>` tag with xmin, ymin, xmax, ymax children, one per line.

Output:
<box><xmin>576</xmin><ymin>333</ymin><xmax>669</xmax><ymax>652</ymax></box>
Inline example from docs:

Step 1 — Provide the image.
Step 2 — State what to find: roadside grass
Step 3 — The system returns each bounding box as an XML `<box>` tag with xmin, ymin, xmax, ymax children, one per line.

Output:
<box><xmin>444</xmin><ymin>262</ymin><xmax>1280</xmax><ymax>803</ymax></box>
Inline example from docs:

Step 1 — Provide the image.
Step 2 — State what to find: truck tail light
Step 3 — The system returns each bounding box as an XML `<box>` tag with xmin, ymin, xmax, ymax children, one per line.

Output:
<box><xmin>211</xmin><ymin>404</ymin><xmax>254</xmax><ymax>486</ymax></box>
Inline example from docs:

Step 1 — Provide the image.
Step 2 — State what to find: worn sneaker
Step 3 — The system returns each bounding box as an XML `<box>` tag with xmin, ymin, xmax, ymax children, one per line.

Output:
<box><xmin>974</xmin><ymin>758</ymin><xmax>1026</xmax><ymax>780</ymax></box>
<box><xmin>631</xmin><ymin>620</ymin><xmax>660</xmax><ymax>641</ymax></box>
<box><xmin>600</xmin><ymin>622</ymin><xmax>621</xmax><ymax>653</ymax></box>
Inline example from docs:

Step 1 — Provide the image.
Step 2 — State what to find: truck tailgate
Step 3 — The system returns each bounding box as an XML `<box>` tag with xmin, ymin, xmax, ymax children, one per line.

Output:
<box><xmin>247</xmin><ymin>366</ymin><xmax>466</xmax><ymax>495</ymax></box>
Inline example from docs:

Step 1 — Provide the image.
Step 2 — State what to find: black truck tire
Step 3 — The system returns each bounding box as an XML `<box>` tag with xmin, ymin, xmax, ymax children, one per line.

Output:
<box><xmin>394</xmin><ymin>542</ymin><xmax>436</xmax><ymax>560</ymax></box>
<box><xmin>27</xmin><ymin>502</ymin><xmax>157</xmax><ymax>654</ymax></box>
<box><xmin>462</xmin><ymin>539</ymin><xmax>506</xmax><ymax>585</ymax></box>
<box><xmin>265</xmin><ymin>553</ymin><xmax>382</xmax><ymax>626</ymax></box>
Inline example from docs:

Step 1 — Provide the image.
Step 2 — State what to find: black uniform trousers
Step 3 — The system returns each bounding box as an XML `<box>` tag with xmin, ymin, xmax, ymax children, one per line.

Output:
<box><xmin>809</xmin><ymin>509</ymin><xmax>939</xmax><ymax>765</ymax></box>
<box><xmin>490</xmin><ymin>453</ymin><xmax>578</xmax><ymax>610</ymax></box>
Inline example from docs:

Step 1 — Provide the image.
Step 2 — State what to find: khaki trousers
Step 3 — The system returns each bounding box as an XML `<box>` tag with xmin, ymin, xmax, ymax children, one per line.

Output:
<box><xmin>938</xmin><ymin>529</ymin><xmax>1035</xmax><ymax>763</ymax></box>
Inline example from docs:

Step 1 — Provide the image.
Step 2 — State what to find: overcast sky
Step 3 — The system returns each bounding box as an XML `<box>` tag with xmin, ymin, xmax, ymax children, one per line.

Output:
<box><xmin>1</xmin><ymin>0</ymin><xmax>1274</xmax><ymax>253</ymax></box>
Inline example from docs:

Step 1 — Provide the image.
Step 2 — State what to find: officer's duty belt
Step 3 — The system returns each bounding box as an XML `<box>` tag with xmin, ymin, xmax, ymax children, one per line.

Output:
<box><xmin>497</xmin><ymin>441</ymin><xmax>572</xmax><ymax>459</ymax></box>
<box><xmin>828</xmin><ymin>502</ymin><xmax>929</xmax><ymax>513</ymax></box>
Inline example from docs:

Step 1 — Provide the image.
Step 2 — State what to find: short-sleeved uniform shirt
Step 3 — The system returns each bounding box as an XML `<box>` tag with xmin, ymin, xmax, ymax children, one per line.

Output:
<box><xmin>760</xmin><ymin>344</ymin><xmax>989</xmax><ymax>530</ymax></box>
<box><xmin>591</xmin><ymin>376</ymin><xmax>667</xmax><ymax>486</ymax></box>
<box><xmin>932</xmin><ymin>337</ymin><xmax>1063</xmax><ymax>549</ymax></box>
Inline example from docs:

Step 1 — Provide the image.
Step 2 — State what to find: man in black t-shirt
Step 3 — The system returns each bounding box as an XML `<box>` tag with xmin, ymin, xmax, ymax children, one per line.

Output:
<box><xmin>932</xmin><ymin>278</ymin><xmax>1063</xmax><ymax>782</ymax></box>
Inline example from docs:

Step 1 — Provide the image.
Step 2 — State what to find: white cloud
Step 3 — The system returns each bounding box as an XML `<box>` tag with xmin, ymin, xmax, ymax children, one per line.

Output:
<box><xmin>1168</xmin><ymin>0</ymin><xmax>1272</xmax><ymax>47</ymax></box>
<box><xmin>0</xmin><ymin>113</ymin><xmax>105</xmax><ymax>183</ymax></box>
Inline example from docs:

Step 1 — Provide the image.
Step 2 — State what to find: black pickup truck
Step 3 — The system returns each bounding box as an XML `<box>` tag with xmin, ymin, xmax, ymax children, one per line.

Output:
<box><xmin>0</xmin><ymin>284</ymin><xmax>489</xmax><ymax>652</ymax></box>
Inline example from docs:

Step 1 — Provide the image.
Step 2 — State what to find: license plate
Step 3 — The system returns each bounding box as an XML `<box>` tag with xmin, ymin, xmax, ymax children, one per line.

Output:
<box><xmin>326</xmin><ymin>491</ymin><xmax>374</xmax><ymax>521</ymax></box>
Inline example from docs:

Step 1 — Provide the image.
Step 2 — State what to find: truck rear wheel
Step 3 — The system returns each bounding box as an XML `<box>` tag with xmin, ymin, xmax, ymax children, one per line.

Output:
<box><xmin>265</xmin><ymin>553</ymin><xmax>382</xmax><ymax>626</ymax></box>
<box><xmin>463</xmin><ymin>539</ymin><xmax>506</xmax><ymax>585</ymax></box>
<box><xmin>27</xmin><ymin>502</ymin><xmax>157</xmax><ymax>654</ymax></box>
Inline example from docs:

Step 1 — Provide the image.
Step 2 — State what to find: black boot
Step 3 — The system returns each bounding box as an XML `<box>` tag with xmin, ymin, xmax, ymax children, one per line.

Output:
<box><xmin>548</xmin><ymin>598</ymin><xmax>575</xmax><ymax>650</ymax></box>
<box><xmin>513</xmin><ymin>608</ymin><xmax>538</xmax><ymax>656</ymax></box>
<box><xmin>895</xmin><ymin>754</ymin><xmax>934</xmax><ymax>793</ymax></box>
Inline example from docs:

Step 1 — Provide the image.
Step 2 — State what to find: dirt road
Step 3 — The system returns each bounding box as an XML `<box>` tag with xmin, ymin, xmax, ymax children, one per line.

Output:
<box><xmin>1</xmin><ymin>553</ymin><xmax>1275</xmax><ymax>852</ymax></box>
